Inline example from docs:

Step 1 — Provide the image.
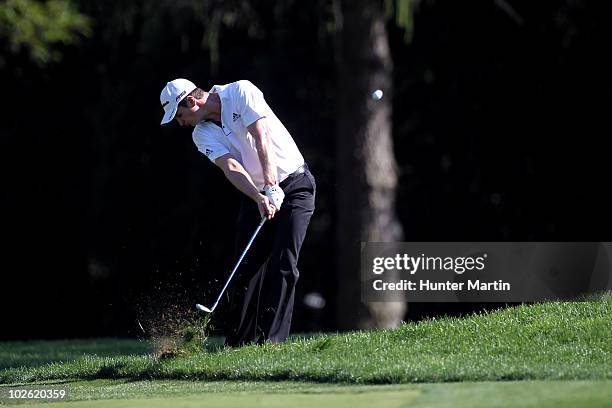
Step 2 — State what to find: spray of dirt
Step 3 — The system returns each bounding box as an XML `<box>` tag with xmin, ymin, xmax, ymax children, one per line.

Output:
<box><xmin>133</xmin><ymin>282</ymin><xmax>211</xmax><ymax>358</ymax></box>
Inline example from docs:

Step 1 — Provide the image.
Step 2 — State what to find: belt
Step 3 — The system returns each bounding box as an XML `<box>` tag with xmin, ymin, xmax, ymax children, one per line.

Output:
<box><xmin>279</xmin><ymin>163</ymin><xmax>307</xmax><ymax>189</ymax></box>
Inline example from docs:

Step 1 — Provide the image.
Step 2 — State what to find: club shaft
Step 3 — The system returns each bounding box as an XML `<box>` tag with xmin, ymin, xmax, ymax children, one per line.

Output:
<box><xmin>210</xmin><ymin>216</ymin><xmax>266</xmax><ymax>310</ymax></box>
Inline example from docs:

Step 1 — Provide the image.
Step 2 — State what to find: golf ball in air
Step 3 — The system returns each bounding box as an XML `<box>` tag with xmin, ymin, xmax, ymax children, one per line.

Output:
<box><xmin>371</xmin><ymin>89</ymin><xmax>384</xmax><ymax>101</ymax></box>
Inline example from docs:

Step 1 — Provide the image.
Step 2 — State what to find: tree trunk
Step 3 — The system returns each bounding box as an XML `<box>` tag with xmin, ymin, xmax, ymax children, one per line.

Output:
<box><xmin>336</xmin><ymin>1</ymin><xmax>406</xmax><ymax>329</ymax></box>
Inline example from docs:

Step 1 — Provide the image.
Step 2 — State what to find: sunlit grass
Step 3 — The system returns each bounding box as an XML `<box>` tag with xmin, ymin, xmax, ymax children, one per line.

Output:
<box><xmin>1</xmin><ymin>295</ymin><xmax>610</xmax><ymax>385</ymax></box>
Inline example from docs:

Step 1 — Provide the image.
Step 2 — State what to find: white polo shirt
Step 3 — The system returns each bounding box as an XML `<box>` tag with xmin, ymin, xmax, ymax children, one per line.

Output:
<box><xmin>192</xmin><ymin>80</ymin><xmax>304</xmax><ymax>190</ymax></box>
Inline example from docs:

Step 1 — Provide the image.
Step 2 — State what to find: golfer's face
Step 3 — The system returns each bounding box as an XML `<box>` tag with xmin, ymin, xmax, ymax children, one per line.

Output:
<box><xmin>175</xmin><ymin>106</ymin><xmax>197</xmax><ymax>127</ymax></box>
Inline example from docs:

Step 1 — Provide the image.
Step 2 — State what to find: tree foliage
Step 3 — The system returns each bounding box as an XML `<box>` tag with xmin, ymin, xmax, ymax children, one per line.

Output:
<box><xmin>386</xmin><ymin>0</ymin><xmax>414</xmax><ymax>41</ymax></box>
<box><xmin>0</xmin><ymin>0</ymin><xmax>91</xmax><ymax>66</ymax></box>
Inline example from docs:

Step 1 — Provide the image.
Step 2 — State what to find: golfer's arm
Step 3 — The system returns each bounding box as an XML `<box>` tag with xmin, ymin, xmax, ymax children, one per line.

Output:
<box><xmin>247</xmin><ymin>118</ymin><xmax>277</xmax><ymax>186</ymax></box>
<box><xmin>214</xmin><ymin>154</ymin><xmax>261</xmax><ymax>200</ymax></box>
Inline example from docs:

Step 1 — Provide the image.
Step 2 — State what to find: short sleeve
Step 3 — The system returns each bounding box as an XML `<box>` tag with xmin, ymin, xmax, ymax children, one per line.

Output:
<box><xmin>192</xmin><ymin>123</ymin><xmax>230</xmax><ymax>162</ymax></box>
<box><xmin>234</xmin><ymin>80</ymin><xmax>270</xmax><ymax>128</ymax></box>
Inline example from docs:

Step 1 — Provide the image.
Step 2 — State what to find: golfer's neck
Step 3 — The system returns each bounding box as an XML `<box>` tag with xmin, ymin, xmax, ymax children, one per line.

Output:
<box><xmin>202</xmin><ymin>93</ymin><xmax>221</xmax><ymax>122</ymax></box>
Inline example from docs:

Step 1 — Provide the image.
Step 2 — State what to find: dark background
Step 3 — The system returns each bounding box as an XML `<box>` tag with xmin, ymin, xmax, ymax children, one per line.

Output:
<box><xmin>1</xmin><ymin>0</ymin><xmax>611</xmax><ymax>340</ymax></box>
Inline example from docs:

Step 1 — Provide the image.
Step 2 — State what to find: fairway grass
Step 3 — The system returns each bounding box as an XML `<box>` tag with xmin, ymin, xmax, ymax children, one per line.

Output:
<box><xmin>1</xmin><ymin>379</ymin><xmax>612</xmax><ymax>407</ymax></box>
<box><xmin>2</xmin><ymin>296</ymin><xmax>610</xmax><ymax>384</ymax></box>
<box><xmin>1</xmin><ymin>297</ymin><xmax>611</xmax><ymax>406</ymax></box>
<box><xmin>0</xmin><ymin>339</ymin><xmax>150</xmax><ymax>371</ymax></box>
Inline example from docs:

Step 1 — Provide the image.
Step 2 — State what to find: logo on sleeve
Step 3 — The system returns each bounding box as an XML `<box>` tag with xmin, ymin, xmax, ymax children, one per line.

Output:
<box><xmin>232</xmin><ymin>113</ymin><xmax>241</xmax><ymax>122</ymax></box>
<box><xmin>205</xmin><ymin>148</ymin><xmax>213</xmax><ymax>156</ymax></box>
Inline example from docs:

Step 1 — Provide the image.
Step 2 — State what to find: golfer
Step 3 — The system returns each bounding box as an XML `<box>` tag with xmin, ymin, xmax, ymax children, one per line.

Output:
<box><xmin>159</xmin><ymin>78</ymin><xmax>315</xmax><ymax>346</ymax></box>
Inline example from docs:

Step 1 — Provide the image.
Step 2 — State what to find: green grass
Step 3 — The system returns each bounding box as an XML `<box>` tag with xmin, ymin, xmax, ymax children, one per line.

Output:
<box><xmin>1</xmin><ymin>297</ymin><xmax>611</xmax><ymax>406</ymax></box>
<box><xmin>1</xmin><ymin>379</ymin><xmax>612</xmax><ymax>407</ymax></box>
<box><xmin>0</xmin><ymin>339</ymin><xmax>150</xmax><ymax>370</ymax></box>
<box><xmin>1</xmin><ymin>296</ymin><xmax>610</xmax><ymax>385</ymax></box>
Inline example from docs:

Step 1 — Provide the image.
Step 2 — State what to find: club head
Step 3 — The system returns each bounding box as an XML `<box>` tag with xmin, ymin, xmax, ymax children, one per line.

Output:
<box><xmin>195</xmin><ymin>303</ymin><xmax>213</xmax><ymax>313</ymax></box>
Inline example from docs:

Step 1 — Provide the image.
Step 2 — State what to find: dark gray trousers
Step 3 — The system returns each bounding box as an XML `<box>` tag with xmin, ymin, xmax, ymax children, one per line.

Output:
<box><xmin>224</xmin><ymin>166</ymin><xmax>315</xmax><ymax>346</ymax></box>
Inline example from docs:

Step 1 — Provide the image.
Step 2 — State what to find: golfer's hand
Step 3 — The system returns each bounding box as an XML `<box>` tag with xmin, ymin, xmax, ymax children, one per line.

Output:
<box><xmin>264</xmin><ymin>184</ymin><xmax>285</xmax><ymax>210</ymax></box>
<box><xmin>256</xmin><ymin>193</ymin><xmax>276</xmax><ymax>220</ymax></box>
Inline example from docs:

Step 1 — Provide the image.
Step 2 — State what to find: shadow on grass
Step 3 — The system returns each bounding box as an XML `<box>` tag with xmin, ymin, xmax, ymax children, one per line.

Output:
<box><xmin>89</xmin><ymin>362</ymin><xmax>129</xmax><ymax>379</ymax></box>
<box><xmin>202</xmin><ymin>337</ymin><xmax>227</xmax><ymax>353</ymax></box>
<box><xmin>0</xmin><ymin>378</ymin><xmax>84</xmax><ymax>388</ymax></box>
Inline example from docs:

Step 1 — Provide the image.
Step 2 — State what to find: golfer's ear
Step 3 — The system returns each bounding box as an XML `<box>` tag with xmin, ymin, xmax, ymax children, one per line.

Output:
<box><xmin>186</xmin><ymin>95</ymin><xmax>197</xmax><ymax>108</ymax></box>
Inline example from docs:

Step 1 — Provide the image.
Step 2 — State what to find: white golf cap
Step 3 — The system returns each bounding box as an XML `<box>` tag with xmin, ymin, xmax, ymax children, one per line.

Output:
<box><xmin>160</xmin><ymin>78</ymin><xmax>197</xmax><ymax>125</ymax></box>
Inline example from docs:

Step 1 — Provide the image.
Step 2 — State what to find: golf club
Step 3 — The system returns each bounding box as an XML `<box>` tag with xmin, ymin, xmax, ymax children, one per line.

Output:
<box><xmin>196</xmin><ymin>216</ymin><xmax>267</xmax><ymax>314</ymax></box>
